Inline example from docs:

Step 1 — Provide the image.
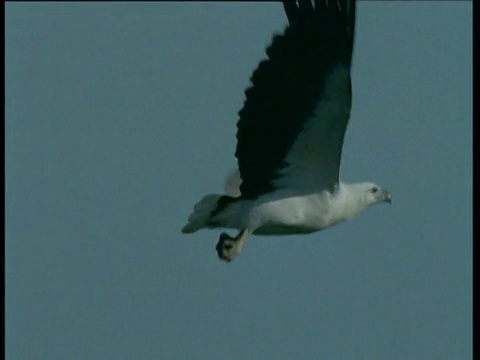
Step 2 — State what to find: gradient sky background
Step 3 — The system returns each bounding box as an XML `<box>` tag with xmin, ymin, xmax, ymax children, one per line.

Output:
<box><xmin>6</xmin><ymin>2</ymin><xmax>472</xmax><ymax>359</ymax></box>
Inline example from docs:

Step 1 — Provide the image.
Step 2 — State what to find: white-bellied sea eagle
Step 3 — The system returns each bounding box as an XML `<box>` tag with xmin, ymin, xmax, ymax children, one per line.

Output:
<box><xmin>182</xmin><ymin>0</ymin><xmax>391</xmax><ymax>262</ymax></box>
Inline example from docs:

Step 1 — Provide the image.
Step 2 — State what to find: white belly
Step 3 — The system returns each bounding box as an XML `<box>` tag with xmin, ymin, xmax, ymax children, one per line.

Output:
<box><xmin>248</xmin><ymin>191</ymin><xmax>343</xmax><ymax>235</ymax></box>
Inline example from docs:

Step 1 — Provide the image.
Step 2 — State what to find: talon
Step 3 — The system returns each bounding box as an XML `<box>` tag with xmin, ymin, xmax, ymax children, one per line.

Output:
<box><xmin>216</xmin><ymin>233</ymin><xmax>236</xmax><ymax>262</ymax></box>
<box><xmin>215</xmin><ymin>229</ymin><xmax>250</xmax><ymax>263</ymax></box>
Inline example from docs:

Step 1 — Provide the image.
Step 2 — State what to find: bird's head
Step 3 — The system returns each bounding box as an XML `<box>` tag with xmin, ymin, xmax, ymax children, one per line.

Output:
<box><xmin>360</xmin><ymin>182</ymin><xmax>392</xmax><ymax>206</ymax></box>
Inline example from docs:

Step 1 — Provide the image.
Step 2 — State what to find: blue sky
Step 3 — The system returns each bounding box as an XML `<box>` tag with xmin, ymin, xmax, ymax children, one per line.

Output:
<box><xmin>6</xmin><ymin>2</ymin><xmax>472</xmax><ymax>359</ymax></box>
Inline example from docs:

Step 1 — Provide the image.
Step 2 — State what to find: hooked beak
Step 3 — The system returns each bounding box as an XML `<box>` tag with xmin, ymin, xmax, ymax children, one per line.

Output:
<box><xmin>383</xmin><ymin>190</ymin><xmax>392</xmax><ymax>205</ymax></box>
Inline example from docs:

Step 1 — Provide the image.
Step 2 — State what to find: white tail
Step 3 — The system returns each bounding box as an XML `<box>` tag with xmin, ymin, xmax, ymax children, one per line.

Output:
<box><xmin>181</xmin><ymin>194</ymin><xmax>222</xmax><ymax>234</ymax></box>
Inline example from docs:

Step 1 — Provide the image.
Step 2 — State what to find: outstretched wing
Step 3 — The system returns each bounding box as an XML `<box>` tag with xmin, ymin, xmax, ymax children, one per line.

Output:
<box><xmin>235</xmin><ymin>0</ymin><xmax>356</xmax><ymax>199</ymax></box>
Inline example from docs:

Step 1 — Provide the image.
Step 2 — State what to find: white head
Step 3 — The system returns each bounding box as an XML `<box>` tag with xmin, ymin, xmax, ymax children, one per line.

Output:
<box><xmin>339</xmin><ymin>181</ymin><xmax>391</xmax><ymax>216</ymax></box>
<box><xmin>355</xmin><ymin>181</ymin><xmax>392</xmax><ymax>207</ymax></box>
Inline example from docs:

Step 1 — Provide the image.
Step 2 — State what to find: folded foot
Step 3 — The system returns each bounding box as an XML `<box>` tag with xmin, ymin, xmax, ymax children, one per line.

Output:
<box><xmin>215</xmin><ymin>229</ymin><xmax>250</xmax><ymax>262</ymax></box>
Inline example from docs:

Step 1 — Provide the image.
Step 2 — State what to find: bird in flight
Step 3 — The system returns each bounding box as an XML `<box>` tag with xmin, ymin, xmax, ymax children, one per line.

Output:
<box><xmin>182</xmin><ymin>0</ymin><xmax>391</xmax><ymax>262</ymax></box>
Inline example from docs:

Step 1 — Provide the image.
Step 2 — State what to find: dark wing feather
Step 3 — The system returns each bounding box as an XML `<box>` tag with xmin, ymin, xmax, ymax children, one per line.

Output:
<box><xmin>235</xmin><ymin>0</ymin><xmax>356</xmax><ymax>199</ymax></box>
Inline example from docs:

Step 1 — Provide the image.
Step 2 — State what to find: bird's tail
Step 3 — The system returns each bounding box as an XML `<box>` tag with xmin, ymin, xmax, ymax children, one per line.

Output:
<box><xmin>182</xmin><ymin>169</ymin><xmax>243</xmax><ymax>234</ymax></box>
<box><xmin>181</xmin><ymin>194</ymin><xmax>224</xmax><ymax>234</ymax></box>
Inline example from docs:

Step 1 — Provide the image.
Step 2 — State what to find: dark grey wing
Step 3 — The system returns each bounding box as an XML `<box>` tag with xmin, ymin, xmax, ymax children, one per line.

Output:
<box><xmin>235</xmin><ymin>0</ymin><xmax>356</xmax><ymax>199</ymax></box>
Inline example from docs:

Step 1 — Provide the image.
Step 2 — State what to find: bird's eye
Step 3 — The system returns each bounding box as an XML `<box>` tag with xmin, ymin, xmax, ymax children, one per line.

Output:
<box><xmin>371</xmin><ymin>187</ymin><xmax>378</xmax><ymax>194</ymax></box>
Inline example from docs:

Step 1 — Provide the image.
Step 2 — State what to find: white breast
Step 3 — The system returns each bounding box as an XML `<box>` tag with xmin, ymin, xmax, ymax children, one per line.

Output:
<box><xmin>247</xmin><ymin>190</ymin><xmax>346</xmax><ymax>235</ymax></box>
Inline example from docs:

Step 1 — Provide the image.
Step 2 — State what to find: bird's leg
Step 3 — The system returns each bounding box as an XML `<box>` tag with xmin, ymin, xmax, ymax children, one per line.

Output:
<box><xmin>216</xmin><ymin>229</ymin><xmax>250</xmax><ymax>263</ymax></box>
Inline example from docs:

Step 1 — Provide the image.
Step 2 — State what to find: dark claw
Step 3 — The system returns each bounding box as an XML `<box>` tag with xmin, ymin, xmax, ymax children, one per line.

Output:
<box><xmin>216</xmin><ymin>232</ymin><xmax>236</xmax><ymax>262</ymax></box>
